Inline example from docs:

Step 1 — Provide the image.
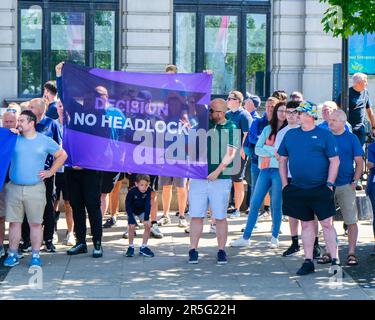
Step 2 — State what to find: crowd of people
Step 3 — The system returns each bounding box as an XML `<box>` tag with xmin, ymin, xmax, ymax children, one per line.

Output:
<box><xmin>0</xmin><ymin>63</ymin><xmax>374</xmax><ymax>277</ymax></box>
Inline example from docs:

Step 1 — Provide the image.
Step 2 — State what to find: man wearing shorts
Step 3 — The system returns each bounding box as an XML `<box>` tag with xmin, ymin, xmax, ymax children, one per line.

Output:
<box><xmin>226</xmin><ymin>91</ymin><xmax>252</xmax><ymax>218</ymax></box>
<box><xmin>278</xmin><ymin>101</ymin><xmax>340</xmax><ymax>275</ymax></box>
<box><xmin>158</xmin><ymin>176</ymin><xmax>188</xmax><ymax>228</ymax></box>
<box><xmin>3</xmin><ymin>110</ymin><xmax>67</xmax><ymax>268</ymax></box>
<box><xmin>329</xmin><ymin>110</ymin><xmax>363</xmax><ymax>266</ymax></box>
<box><xmin>188</xmin><ymin>98</ymin><xmax>239</xmax><ymax>265</ymax></box>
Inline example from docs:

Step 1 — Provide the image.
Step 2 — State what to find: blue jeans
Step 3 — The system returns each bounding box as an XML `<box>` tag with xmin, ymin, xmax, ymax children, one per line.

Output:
<box><xmin>245</xmin><ymin>161</ymin><xmax>261</xmax><ymax>209</ymax></box>
<box><xmin>243</xmin><ymin>168</ymin><xmax>282</xmax><ymax>239</ymax></box>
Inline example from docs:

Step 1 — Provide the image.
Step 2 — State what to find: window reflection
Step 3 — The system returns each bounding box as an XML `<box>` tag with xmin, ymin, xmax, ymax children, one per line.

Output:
<box><xmin>95</xmin><ymin>11</ymin><xmax>116</xmax><ymax>70</ymax></box>
<box><xmin>246</xmin><ymin>14</ymin><xmax>266</xmax><ymax>97</ymax></box>
<box><xmin>204</xmin><ymin>16</ymin><xmax>238</xmax><ymax>95</ymax></box>
<box><xmin>176</xmin><ymin>12</ymin><xmax>196</xmax><ymax>73</ymax></box>
<box><xmin>20</xmin><ymin>7</ymin><xmax>42</xmax><ymax>95</ymax></box>
<box><xmin>50</xmin><ymin>12</ymin><xmax>86</xmax><ymax>78</ymax></box>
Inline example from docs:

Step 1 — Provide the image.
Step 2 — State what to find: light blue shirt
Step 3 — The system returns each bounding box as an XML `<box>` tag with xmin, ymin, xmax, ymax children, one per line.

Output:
<box><xmin>10</xmin><ymin>133</ymin><xmax>60</xmax><ymax>185</ymax></box>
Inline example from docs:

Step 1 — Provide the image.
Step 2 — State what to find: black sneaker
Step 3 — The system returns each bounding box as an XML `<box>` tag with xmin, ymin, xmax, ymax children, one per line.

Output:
<box><xmin>217</xmin><ymin>250</ymin><xmax>227</xmax><ymax>265</ymax></box>
<box><xmin>67</xmin><ymin>243</ymin><xmax>88</xmax><ymax>255</ymax></box>
<box><xmin>139</xmin><ymin>246</ymin><xmax>154</xmax><ymax>257</ymax></box>
<box><xmin>188</xmin><ymin>249</ymin><xmax>198</xmax><ymax>264</ymax></box>
<box><xmin>282</xmin><ymin>243</ymin><xmax>300</xmax><ymax>257</ymax></box>
<box><xmin>296</xmin><ymin>259</ymin><xmax>315</xmax><ymax>276</ymax></box>
<box><xmin>44</xmin><ymin>241</ymin><xmax>56</xmax><ymax>253</ymax></box>
<box><xmin>313</xmin><ymin>245</ymin><xmax>322</xmax><ymax>259</ymax></box>
<box><xmin>125</xmin><ymin>246</ymin><xmax>135</xmax><ymax>257</ymax></box>
<box><xmin>92</xmin><ymin>242</ymin><xmax>103</xmax><ymax>258</ymax></box>
<box><xmin>103</xmin><ymin>217</ymin><xmax>116</xmax><ymax>228</ymax></box>
<box><xmin>19</xmin><ymin>241</ymin><xmax>32</xmax><ymax>253</ymax></box>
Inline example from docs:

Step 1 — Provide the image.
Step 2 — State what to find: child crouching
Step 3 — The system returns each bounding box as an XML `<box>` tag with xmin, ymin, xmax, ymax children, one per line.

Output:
<box><xmin>125</xmin><ymin>174</ymin><xmax>154</xmax><ymax>257</ymax></box>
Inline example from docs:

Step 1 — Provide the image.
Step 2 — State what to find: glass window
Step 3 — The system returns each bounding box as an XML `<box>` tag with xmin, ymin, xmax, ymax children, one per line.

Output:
<box><xmin>95</xmin><ymin>11</ymin><xmax>116</xmax><ymax>70</ymax></box>
<box><xmin>50</xmin><ymin>12</ymin><xmax>86</xmax><ymax>77</ymax></box>
<box><xmin>204</xmin><ymin>15</ymin><xmax>238</xmax><ymax>95</ymax></box>
<box><xmin>20</xmin><ymin>7</ymin><xmax>43</xmax><ymax>95</ymax></box>
<box><xmin>246</xmin><ymin>14</ymin><xmax>266</xmax><ymax>97</ymax></box>
<box><xmin>175</xmin><ymin>12</ymin><xmax>196</xmax><ymax>73</ymax></box>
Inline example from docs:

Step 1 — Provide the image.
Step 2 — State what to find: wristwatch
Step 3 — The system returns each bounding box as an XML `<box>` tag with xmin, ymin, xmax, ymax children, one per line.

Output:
<box><xmin>352</xmin><ymin>179</ymin><xmax>360</xmax><ymax>184</ymax></box>
<box><xmin>326</xmin><ymin>181</ymin><xmax>335</xmax><ymax>188</ymax></box>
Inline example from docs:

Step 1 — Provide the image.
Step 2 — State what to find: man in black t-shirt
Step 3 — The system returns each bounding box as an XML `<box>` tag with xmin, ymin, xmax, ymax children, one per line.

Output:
<box><xmin>336</xmin><ymin>72</ymin><xmax>375</xmax><ymax>146</ymax></box>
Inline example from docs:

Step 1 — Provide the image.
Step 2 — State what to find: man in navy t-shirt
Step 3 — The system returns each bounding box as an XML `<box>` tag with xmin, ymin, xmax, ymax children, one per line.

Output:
<box><xmin>329</xmin><ymin>110</ymin><xmax>363</xmax><ymax>266</ymax></box>
<box><xmin>278</xmin><ymin>101</ymin><xmax>340</xmax><ymax>276</ymax></box>
<box><xmin>336</xmin><ymin>72</ymin><xmax>375</xmax><ymax>146</ymax></box>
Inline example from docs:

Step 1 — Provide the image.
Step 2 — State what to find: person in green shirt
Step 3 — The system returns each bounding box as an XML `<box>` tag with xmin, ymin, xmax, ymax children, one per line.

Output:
<box><xmin>188</xmin><ymin>98</ymin><xmax>240</xmax><ymax>265</ymax></box>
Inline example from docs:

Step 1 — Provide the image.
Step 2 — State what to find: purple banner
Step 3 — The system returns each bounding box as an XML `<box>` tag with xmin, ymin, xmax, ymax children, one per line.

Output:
<box><xmin>61</xmin><ymin>62</ymin><xmax>211</xmax><ymax>178</ymax></box>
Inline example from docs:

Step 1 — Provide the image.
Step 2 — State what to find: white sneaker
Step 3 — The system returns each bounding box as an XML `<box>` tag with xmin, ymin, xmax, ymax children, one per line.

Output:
<box><xmin>269</xmin><ymin>236</ymin><xmax>279</xmax><ymax>249</ymax></box>
<box><xmin>178</xmin><ymin>217</ymin><xmax>188</xmax><ymax>228</ymax></box>
<box><xmin>66</xmin><ymin>232</ymin><xmax>76</xmax><ymax>246</ymax></box>
<box><xmin>150</xmin><ymin>223</ymin><xmax>163</xmax><ymax>239</ymax></box>
<box><xmin>230</xmin><ymin>237</ymin><xmax>251</xmax><ymax>247</ymax></box>
<box><xmin>209</xmin><ymin>224</ymin><xmax>216</xmax><ymax>234</ymax></box>
<box><xmin>0</xmin><ymin>246</ymin><xmax>5</xmax><ymax>258</ymax></box>
<box><xmin>157</xmin><ymin>215</ymin><xmax>171</xmax><ymax>226</ymax></box>
<box><xmin>229</xmin><ymin>210</ymin><xmax>241</xmax><ymax>219</ymax></box>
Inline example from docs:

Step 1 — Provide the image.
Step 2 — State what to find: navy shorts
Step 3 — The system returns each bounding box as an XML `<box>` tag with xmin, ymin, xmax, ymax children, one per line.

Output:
<box><xmin>282</xmin><ymin>184</ymin><xmax>336</xmax><ymax>221</ymax></box>
<box><xmin>55</xmin><ymin>172</ymin><xmax>70</xmax><ymax>201</ymax></box>
<box><xmin>101</xmin><ymin>171</ymin><xmax>121</xmax><ymax>193</ymax></box>
<box><xmin>127</xmin><ymin>211</ymin><xmax>149</xmax><ymax>225</ymax></box>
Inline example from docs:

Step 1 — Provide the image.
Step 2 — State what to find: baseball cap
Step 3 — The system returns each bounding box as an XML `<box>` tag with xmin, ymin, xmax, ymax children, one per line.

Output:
<box><xmin>296</xmin><ymin>101</ymin><xmax>318</xmax><ymax>119</ymax></box>
<box><xmin>245</xmin><ymin>92</ymin><xmax>261</xmax><ymax>109</ymax></box>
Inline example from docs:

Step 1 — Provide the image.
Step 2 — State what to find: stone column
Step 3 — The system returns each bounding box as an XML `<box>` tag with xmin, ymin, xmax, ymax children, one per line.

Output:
<box><xmin>301</xmin><ymin>0</ymin><xmax>341</xmax><ymax>102</ymax></box>
<box><xmin>0</xmin><ymin>0</ymin><xmax>17</xmax><ymax>105</ymax></box>
<box><xmin>271</xmin><ymin>0</ymin><xmax>305</xmax><ymax>96</ymax></box>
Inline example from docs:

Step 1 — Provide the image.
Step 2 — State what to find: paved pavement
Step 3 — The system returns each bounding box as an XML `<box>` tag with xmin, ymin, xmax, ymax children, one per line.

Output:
<box><xmin>0</xmin><ymin>212</ymin><xmax>374</xmax><ymax>300</ymax></box>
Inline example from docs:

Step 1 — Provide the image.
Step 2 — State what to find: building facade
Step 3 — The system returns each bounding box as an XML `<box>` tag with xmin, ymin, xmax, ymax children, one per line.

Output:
<box><xmin>0</xmin><ymin>0</ymin><xmax>371</xmax><ymax>105</ymax></box>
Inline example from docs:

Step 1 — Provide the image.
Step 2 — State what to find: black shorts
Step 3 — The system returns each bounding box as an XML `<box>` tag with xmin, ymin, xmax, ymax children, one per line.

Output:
<box><xmin>127</xmin><ymin>174</ymin><xmax>158</xmax><ymax>192</ymax></box>
<box><xmin>282</xmin><ymin>184</ymin><xmax>336</xmax><ymax>222</ymax></box>
<box><xmin>55</xmin><ymin>172</ymin><xmax>70</xmax><ymax>201</ymax></box>
<box><xmin>101</xmin><ymin>171</ymin><xmax>121</xmax><ymax>194</ymax></box>
<box><xmin>231</xmin><ymin>156</ymin><xmax>249</xmax><ymax>182</ymax></box>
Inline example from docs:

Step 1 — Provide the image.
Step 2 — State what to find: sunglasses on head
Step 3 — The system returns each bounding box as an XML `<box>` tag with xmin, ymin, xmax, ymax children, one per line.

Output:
<box><xmin>6</xmin><ymin>108</ymin><xmax>17</xmax><ymax>113</ymax></box>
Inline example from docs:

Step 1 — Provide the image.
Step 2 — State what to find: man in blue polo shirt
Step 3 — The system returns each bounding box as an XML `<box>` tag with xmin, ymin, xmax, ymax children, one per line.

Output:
<box><xmin>3</xmin><ymin>110</ymin><xmax>67</xmax><ymax>268</ymax></box>
<box><xmin>329</xmin><ymin>110</ymin><xmax>363</xmax><ymax>266</ymax></box>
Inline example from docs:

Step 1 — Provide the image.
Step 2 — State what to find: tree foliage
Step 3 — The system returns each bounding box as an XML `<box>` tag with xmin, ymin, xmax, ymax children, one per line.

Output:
<box><xmin>320</xmin><ymin>0</ymin><xmax>375</xmax><ymax>38</ymax></box>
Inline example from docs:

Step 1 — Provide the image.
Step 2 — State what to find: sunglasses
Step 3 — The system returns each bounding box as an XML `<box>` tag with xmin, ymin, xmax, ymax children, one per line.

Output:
<box><xmin>286</xmin><ymin>110</ymin><xmax>298</xmax><ymax>115</ymax></box>
<box><xmin>227</xmin><ymin>97</ymin><xmax>238</xmax><ymax>101</ymax></box>
<box><xmin>6</xmin><ymin>108</ymin><xmax>17</xmax><ymax>113</ymax></box>
<box><xmin>209</xmin><ymin>109</ymin><xmax>223</xmax><ymax>114</ymax></box>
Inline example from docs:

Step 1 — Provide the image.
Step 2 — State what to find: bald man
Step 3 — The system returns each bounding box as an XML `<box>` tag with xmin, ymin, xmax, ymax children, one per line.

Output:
<box><xmin>20</xmin><ymin>98</ymin><xmax>63</xmax><ymax>254</ymax></box>
<box><xmin>0</xmin><ymin>111</ymin><xmax>19</xmax><ymax>258</ymax></box>
<box><xmin>188</xmin><ymin>98</ymin><xmax>240</xmax><ymax>265</ymax></box>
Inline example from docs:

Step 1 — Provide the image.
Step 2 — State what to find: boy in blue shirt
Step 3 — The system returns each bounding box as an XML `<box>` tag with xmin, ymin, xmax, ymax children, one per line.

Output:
<box><xmin>125</xmin><ymin>174</ymin><xmax>154</xmax><ymax>258</ymax></box>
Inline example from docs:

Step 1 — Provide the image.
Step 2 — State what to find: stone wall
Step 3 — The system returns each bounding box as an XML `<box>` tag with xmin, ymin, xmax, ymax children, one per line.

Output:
<box><xmin>120</xmin><ymin>0</ymin><xmax>173</xmax><ymax>72</ymax></box>
<box><xmin>0</xmin><ymin>0</ymin><xmax>17</xmax><ymax>104</ymax></box>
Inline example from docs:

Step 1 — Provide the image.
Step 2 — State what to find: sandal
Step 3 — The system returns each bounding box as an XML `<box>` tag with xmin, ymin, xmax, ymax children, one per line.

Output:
<box><xmin>317</xmin><ymin>253</ymin><xmax>332</xmax><ymax>264</ymax></box>
<box><xmin>347</xmin><ymin>253</ymin><xmax>358</xmax><ymax>266</ymax></box>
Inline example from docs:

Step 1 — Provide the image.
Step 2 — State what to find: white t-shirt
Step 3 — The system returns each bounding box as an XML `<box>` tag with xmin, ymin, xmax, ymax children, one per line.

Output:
<box><xmin>275</xmin><ymin>125</ymin><xmax>300</xmax><ymax>178</ymax></box>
